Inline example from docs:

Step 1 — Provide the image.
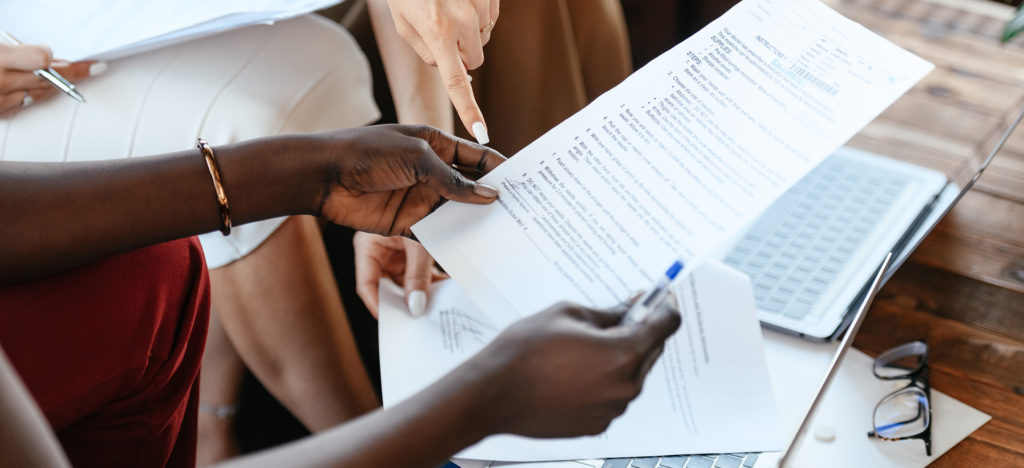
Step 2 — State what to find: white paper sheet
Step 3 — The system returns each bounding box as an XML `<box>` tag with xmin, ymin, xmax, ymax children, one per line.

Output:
<box><xmin>784</xmin><ymin>348</ymin><xmax>991</xmax><ymax>467</ymax></box>
<box><xmin>412</xmin><ymin>0</ymin><xmax>933</xmax><ymax>329</ymax></box>
<box><xmin>1</xmin><ymin>0</ymin><xmax>342</xmax><ymax>61</ymax></box>
<box><xmin>452</xmin><ymin>338</ymin><xmax>990</xmax><ymax>468</ymax></box>
<box><xmin>379</xmin><ymin>260</ymin><xmax>782</xmax><ymax>461</ymax></box>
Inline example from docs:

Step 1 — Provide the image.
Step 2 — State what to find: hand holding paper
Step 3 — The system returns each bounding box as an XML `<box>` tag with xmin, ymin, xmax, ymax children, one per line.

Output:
<box><xmin>353</xmin><ymin>233</ymin><xmax>448</xmax><ymax>317</ymax></box>
<box><xmin>412</xmin><ymin>0</ymin><xmax>933</xmax><ymax>329</ymax></box>
<box><xmin>315</xmin><ymin>125</ymin><xmax>505</xmax><ymax>236</ymax></box>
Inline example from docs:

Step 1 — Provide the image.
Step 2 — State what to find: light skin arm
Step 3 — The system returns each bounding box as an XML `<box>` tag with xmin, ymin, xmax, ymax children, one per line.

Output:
<box><xmin>360</xmin><ymin>0</ymin><xmax>465</xmax><ymax>316</ymax></box>
<box><xmin>382</xmin><ymin>0</ymin><xmax>499</xmax><ymax>140</ymax></box>
<box><xmin>0</xmin><ymin>125</ymin><xmax>503</xmax><ymax>285</ymax></box>
<box><xmin>0</xmin><ymin>347</ymin><xmax>71</xmax><ymax>468</ymax></box>
<box><xmin>368</xmin><ymin>0</ymin><xmax>455</xmax><ymax>134</ymax></box>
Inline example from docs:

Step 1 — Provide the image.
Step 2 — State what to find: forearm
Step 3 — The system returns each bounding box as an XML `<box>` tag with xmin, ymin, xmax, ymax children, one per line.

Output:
<box><xmin>0</xmin><ymin>135</ymin><xmax>323</xmax><ymax>284</ymax></box>
<box><xmin>216</xmin><ymin>358</ymin><xmax>497</xmax><ymax>468</ymax></box>
<box><xmin>368</xmin><ymin>0</ymin><xmax>454</xmax><ymax>132</ymax></box>
<box><xmin>0</xmin><ymin>346</ymin><xmax>72</xmax><ymax>468</ymax></box>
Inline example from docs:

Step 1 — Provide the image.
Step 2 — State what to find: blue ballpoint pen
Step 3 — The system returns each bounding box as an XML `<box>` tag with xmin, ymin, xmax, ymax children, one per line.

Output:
<box><xmin>0</xmin><ymin>31</ymin><xmax>86</xmax><ymax>103</ymax></box>
<box><xmin>622</xmin><ymin>259</ymin><xmax>684</xmax><ymax>324</ymax></box>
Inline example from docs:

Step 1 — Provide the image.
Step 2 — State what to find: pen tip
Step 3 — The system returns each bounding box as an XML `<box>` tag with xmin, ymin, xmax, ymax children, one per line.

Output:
<box><xmin>67</xmin><ymin>86</ymin><xmax>86</xmax><ymax>103</ymax></box>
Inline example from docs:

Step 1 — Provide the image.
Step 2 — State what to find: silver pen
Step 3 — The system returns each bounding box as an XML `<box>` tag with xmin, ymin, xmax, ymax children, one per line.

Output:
<box><xmin>622</xmin><ymin>259</ymin><xmax>684</xmax><ymax>324</ymax></box>
<box><xmin>0</xmin><ymin>31</ymin><xmax>86</xmax><ymax>103</ymax></box>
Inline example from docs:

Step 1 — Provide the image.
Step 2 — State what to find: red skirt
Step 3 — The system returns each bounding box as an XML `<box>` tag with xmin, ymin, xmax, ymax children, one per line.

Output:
<box><xmin>0</xmin><ymin>237</ymin><xmax>210</xmax><ymax>468</ymax></box>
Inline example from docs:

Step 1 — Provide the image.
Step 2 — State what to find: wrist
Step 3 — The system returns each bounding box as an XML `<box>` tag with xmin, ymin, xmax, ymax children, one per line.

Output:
<box><xmin>214</xmin><ymin>135</ymin><xmax>330</xmax><ymax>224</ymax></box>
<box><xmin>453</xmin><ymin>341</ymin><xmax>517</xmax><ymax>438</ymax></box>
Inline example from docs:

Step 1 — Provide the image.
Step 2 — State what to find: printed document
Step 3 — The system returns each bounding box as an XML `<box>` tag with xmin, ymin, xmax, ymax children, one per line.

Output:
<box><xmin>412</xmin><ymin>0</ymin><xmax>933</xmax><ymax>328</ymax></box>
<box><xmin>1</xmin><ymin>0</ymin><xmax>341</xmax><ymax>61</ymax></box>
<box><xmin>379</xmin><ymin>261</ymin><xmax>782</xmax><ymax>461</ymax></box>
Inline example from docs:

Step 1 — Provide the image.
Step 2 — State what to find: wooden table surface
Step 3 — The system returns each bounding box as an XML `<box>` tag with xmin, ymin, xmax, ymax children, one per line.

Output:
<box><xmin>830</xmin><ymin>0</ymin><xmax>1024</xmax><ymax>464</ymax></box>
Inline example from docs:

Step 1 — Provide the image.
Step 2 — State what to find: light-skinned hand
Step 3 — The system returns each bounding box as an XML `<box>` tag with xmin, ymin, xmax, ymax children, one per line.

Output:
<box><xmin>384</xmin><ymin>0</ymin><xmax>500</xmax><ymax>142</ymax></box>
<box><xmin>0</xmin><ymin>42</ymin><xmax>101</xmax><ymax>116</ymax></box>
<box><xmin>354</xmin><ymin>232</ymin><xmax>447</xmax><ymax>317</ymax></box>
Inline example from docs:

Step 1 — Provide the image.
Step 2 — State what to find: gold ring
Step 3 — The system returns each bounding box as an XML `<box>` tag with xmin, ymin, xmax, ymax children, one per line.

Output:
<box><xmin>481</xmin><ymin>20</ymin><xmax>495</xmax><ymax>34</ymax></box>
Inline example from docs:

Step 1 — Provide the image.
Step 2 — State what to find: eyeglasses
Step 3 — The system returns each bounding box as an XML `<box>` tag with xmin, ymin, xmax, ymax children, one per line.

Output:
<box><xmin>867</xmin><ymin>340</ymin><xmax>932</xmax><ymax>456</ymax></box>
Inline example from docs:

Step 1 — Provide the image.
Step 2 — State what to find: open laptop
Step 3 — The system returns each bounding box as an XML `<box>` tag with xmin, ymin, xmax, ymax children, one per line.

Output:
<box><xmin>465</xmin><ymin>254</ymin><xmax>893</xmax><ymax>468</ymax></box>
<box><xmin>719</xmin><ymin>104</ymin><xmax>1024</xmax><ymax>340</ymax></box>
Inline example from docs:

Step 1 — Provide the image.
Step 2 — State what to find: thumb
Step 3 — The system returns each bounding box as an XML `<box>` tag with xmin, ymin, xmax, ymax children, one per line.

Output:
<box><xmin>574</xmin><ymin>303</ymin><xmax>630</xmax><ymax>329</ymax></box>
<box><xmin>403</xmin><ymin>239</ymin><xmax>434</xmax><ymax>317</ymax></box>
<box><xmin>629</xmin><ymin>297</ymin><xmax>682</xmax><ymax>355</ymax></box>
<box><xmin>627</xmin><ymin>299</ymin><xmax>681</xmax><ymax>382</ymax></box>
<box><xmin>418</xmin><ymin>150</ymin><xmax>500</xmax><ymax>204</ymax></box>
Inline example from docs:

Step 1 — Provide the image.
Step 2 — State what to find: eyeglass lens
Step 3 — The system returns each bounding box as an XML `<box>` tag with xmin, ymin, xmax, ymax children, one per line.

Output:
<box><xmin>870</xmin><ymin>340</ymin><xmax>931</xmax><ymax>455</ymax></box>
<box><xmin>873</xmin><ymin>341</ymin><xmax>927</xmax><ymax>379</ymax></box>
<box><xmin>873</xmin><ymin>387</ymin><xmax>931</xmax><ymax>439</ymax></box>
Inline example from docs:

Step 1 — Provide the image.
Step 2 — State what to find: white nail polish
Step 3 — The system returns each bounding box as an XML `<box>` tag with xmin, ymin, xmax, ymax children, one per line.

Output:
<box><xmin>89</xmin><ymin>61</ymin><xmax>108</xmax><ymax>76</ymax></box>
<box><xmin>407</xmin><ymin>290</ymin><xmax>427</xmax><ymax>317</ymax></box>
<box><xmin>472</xmin><ymin>122</ymin><xmax>490</xmax><ymax>145</ymax></box>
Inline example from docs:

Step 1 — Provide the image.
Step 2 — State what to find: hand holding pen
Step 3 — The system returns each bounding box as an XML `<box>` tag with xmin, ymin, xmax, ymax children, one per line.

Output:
<box><xmin>622</xmin><ymin>259</ymin><xmax>685</xmax><ymax>324</ymax></box>
<box><xmin>0</xmin><ymin>32</ymin><xmax>104</xmax><ymax>115</ymax></box>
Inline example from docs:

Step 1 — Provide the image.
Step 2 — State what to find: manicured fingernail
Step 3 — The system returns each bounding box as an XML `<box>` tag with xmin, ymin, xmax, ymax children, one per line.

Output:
<box><xmin>473</xmin><ymin>183</ymin><xmax>499</xmax><ymax>198</ymax></box>
<box><xmin>472</xmin><ymin>122</ymin><xmax>489</xmax><ymax>145</ymax></box>
<box><xmin>89</xmin><ymin>61</ymin><xmax>108</xmax><ymax>76</ymax></box>
<box><xmin>407</xmin><ymin>290</ymin><xmax>427</xmax><ymax>317</ymax></box>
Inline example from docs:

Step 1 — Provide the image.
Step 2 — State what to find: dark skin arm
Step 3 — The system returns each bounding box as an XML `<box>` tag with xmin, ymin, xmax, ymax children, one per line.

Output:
<box><xmin>215</xmin><ymin>301</ymin><xmax>681</xmax><ymax>468</ymax></box>
<box><xmin>0</xmin><ymin>124</ymin><xmax>503</xmax><ymax>284</ymax></box>
<box><xmin>2</xmin><ymin>299</ymin><xmax>680</xmax><ymax>468</ymax></box>
<box><xmin>1</xmin><ymin>122</ymin><xmax>683</xmax><ymax>466</ymax></box>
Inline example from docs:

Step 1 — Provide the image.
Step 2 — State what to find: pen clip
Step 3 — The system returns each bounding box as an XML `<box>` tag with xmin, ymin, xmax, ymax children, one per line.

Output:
<box><xmin>39</xmin><ymin>68</ymin><xmax>76</xmax><ymax>88</ymax></box>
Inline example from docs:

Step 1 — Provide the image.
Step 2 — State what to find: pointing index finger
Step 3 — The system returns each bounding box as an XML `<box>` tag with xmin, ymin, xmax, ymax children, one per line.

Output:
<box><xmin>431</xmin><ymin>44</ymin><xmax>488</xmax><ymax>142</ymax></box>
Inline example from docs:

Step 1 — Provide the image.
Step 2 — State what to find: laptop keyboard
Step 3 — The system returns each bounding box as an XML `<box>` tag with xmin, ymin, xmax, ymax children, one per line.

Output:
<box><xmin>723</xmin><ymin>154</ymin><xmax>908</xmax><ymax>323</ymax></box>
<box><xmin>601</xmin><ymin>452</ymin><xmax>759</xmax><ymax>468</ymax></box>
<box><xmin>594</xmin><ymin>155</ymin><xmax>916</xmax><ymax>468</ymax></box>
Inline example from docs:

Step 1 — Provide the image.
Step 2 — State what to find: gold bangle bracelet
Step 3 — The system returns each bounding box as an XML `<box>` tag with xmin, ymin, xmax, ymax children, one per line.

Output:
<box><xmin>197</xmin><ymin>138</ymin><xmax>232</xmax><ymax>236</ymax></box>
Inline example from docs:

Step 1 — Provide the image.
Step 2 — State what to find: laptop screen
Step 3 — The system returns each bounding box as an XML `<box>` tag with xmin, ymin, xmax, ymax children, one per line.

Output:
<box><xmin>845</xmin><ymin>89</ymin><xmax>1024</xmax><ymax>209</ymax></box>
<box><xmin>950</xmin><ymin>103</ymin><xmax>1024</xmax><ymax>198</ymax></box>
<box><xmin>778</xmin><ymin>253</ymin><xmax>893</xmax><ymax>468</ymax></box>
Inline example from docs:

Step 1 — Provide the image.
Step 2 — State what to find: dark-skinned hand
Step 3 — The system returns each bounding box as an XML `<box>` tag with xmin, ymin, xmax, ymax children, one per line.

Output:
<box><xmin>315</xmin><ymin>124</ymin><xmax>506</xmax><ymax>236</ymax></box>
<box><xmin>469</xmin><ymin>298</ymin><xmax>681</xmax><ymax>438</ymax></box>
